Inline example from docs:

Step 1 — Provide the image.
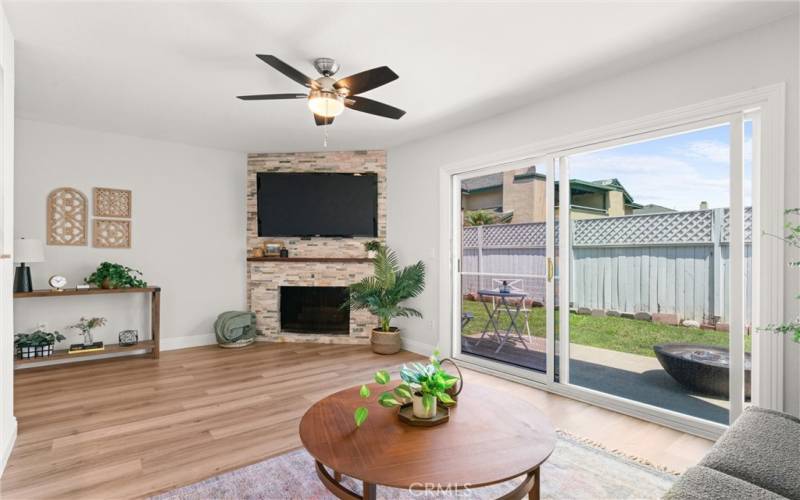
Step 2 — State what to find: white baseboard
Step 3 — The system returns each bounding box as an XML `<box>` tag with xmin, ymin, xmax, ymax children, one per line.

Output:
<box><xmin>1</xmin><ymin>417</ymin><xmax>17</xmax><ymax>478</ymax></box>
<box><xmin>160</xmin><ymin>333</ymin><xmax>217</xmax><ymax>351</ymax></box>
<box><xmin>401</xmin><ymin>338</ymin><xmax>435</xmax><ymax>356</ymax></box>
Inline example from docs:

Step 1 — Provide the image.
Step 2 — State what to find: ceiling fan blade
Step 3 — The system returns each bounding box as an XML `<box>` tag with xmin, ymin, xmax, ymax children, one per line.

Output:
<box><xmin>237</xmin><ymin>93</ymin><xmax>307</xmax><ymax>101</ymax></box>
<box><xmin>256</xmin><ymin>55</ymin><xmax>319</xmax><ymax>89</ymax></box>
<box><xmin>314</xmin><ymin>114</ymin><xmax>334</xmax><ymax>126</ymax></box>
<box><xmin>346</xmin><ymin>96</ymin><xmax>406</xmax><ymax>120</ymax></box>
<box><xmin>334</xmin><ymin>66</ymin><xmax>398</xmax><ymax>95</ymax></box>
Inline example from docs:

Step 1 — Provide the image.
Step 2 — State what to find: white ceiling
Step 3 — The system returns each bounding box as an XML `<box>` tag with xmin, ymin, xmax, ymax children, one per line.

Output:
<box><xmin>5</xmin><ymin>1</ymin><xmax>797</xmax><ymax>153</ymax></box>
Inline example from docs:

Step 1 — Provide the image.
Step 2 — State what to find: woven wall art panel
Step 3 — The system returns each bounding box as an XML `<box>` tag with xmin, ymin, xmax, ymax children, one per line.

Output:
<box><xmin>93</xmin><ymin>187</ymin><xmax>132</xmax><ymax>218</ymax></box>
<box><xmin>93</xmin><ymin>219</ymin><xmax>131</xmax><ymax>248</ymax></box>
<box><xmin>47</xmin><ymin>187</ymin><xmax>88</xmax><ymax>246</ymax></box>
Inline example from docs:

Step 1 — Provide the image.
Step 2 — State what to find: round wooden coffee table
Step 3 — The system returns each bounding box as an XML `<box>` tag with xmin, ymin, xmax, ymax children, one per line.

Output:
<box><xmin>299</xmin><ymin>382</ymin><xmax>556</xmax><ymax>499</ymax></box>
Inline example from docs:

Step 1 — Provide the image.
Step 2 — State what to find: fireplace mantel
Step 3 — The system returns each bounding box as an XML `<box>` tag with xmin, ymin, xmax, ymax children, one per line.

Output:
<box><xmin>247</xmin><ymin>257</ymin><xmax>373</xmax><ymax>263</ymax></box>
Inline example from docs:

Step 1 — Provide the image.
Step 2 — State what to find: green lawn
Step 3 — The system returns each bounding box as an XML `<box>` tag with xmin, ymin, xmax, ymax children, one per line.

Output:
<box><xmin>461</xmin><ymin>301</ymin><xmax>751</xmax><ymax>357</ymax></box>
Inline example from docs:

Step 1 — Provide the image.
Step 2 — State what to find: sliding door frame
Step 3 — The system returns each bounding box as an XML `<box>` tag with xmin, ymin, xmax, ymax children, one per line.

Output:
<box><xmin>450</xmin><ymin>155</ymin><xmax>555</xmax><ymax>385</ymax></box>
<box><xmin>438</xmin><ymin>84</ymin><xmax>785</xmax><ymax>439</ymax></box>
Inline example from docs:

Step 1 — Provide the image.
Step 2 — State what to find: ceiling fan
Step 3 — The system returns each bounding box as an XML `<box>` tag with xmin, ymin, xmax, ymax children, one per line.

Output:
<box><xmin>237</xmin><ymin>55</ymin><xmax>406</xmax><ymax>126</ymax></box>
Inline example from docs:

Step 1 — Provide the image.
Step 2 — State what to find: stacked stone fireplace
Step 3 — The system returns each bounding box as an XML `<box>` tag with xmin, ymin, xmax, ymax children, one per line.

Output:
<box><xmin>246</xmin><ymin>151</ymin><xmax>385</xmax><ymax>344</ymax></box>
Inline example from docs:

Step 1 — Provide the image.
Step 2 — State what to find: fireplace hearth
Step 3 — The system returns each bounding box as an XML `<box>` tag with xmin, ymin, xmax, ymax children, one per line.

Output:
<box><xmin>280</xmin><ymin>286</ymin><xmax>350</xmax><ymax>335</ymax></box>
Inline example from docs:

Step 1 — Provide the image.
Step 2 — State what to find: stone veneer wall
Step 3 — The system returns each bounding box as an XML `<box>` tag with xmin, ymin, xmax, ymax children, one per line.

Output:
<box><xmin>247</xmin><ymin>150</ymin><xmax>386</xmax><ymax>344</ymax></box>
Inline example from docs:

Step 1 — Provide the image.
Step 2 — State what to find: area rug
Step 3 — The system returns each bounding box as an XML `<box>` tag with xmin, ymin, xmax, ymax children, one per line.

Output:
<box><xmin>152</xmin><ymin>432</ymin><xmax>676</xmax><ymax>499</ymax></box>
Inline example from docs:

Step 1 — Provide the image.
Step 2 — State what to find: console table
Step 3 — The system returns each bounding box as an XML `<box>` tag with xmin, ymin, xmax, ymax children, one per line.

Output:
<box><xmin>13</xmin><ymin>287</ymin><xmax>161</xmax><ymax>368</ymax></box>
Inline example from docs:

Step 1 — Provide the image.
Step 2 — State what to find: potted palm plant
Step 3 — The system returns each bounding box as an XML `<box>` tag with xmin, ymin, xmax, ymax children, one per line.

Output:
<box><xmin>344</xmin><ymin>246</ymin><xmax>425</xmax><ymax>354</ymax></box>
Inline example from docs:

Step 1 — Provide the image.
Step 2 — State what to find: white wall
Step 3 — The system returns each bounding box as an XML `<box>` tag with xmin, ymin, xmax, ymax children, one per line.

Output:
<box><xmin>387</xmin><ymin>16</ymin><xmax>800</xmax><ymax>414</ymax></box>
<box><xmin>14</xmin><ymin>120</ymin><xmax>247</xmax><ymax>353</ymax></box>
<box><xmin>0</xmin><ymin>1</ymin><xmax>14</xmax><ymax>477</ymax></box>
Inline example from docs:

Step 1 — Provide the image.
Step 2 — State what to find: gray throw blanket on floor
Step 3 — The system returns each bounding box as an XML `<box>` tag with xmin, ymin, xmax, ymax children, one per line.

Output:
<box><xmin>214</xmin><ymin>311</ymin><xmax>256</xmax><ymax>344</ymax></box>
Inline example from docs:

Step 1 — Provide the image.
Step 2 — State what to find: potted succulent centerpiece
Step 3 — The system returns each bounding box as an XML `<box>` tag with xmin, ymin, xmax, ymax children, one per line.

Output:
<box><xmin>85</xmin><ymin>262</ymin><xmax>147</xmax><ymax>289</ymax></box>
<box><xmin>354</xmin><ymin>351</ymin><xmax>459</xmax><ymax>426</ymax></box>
<box><xmin>14</xmin><ymin>329</ymin><xmax>65</xmax><ymax>359</ymax></box>
<box><xmin>344</xmin><ymin>246</ymin><xmax>425</xmax><ymax>355</ymax></box>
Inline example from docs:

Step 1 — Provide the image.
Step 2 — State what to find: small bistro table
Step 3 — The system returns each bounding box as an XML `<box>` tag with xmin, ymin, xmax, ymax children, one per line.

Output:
<box><xmin>475</xmin><ymin>289</ymin><xmax>530</xmax><ymax>353</ymax></box>
<box><xmin>299</xmin><ymin>383</ymin><xmax>556</xmax><ymax>500</ymax></box>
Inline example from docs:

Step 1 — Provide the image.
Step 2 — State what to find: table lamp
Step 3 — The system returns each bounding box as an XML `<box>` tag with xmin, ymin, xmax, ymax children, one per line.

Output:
<box><xmin>14</xmin><ymin>238</ymin><xmax>44</xmax><ymax>293</ymax></box>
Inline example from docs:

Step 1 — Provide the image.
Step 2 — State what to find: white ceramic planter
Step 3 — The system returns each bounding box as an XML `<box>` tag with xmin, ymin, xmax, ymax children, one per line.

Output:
<box><xmin>411</xmin><ymin>393</ymin><xmax>437</xmax><ymax>419</ymax></box>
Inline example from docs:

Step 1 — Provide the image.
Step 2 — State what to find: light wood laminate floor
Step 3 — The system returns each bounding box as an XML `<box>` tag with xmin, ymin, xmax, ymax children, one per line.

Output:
<box><xmin>1</xmin><ymin>343</ymin><xmax>713</xmax><ymax>499</ymax></box>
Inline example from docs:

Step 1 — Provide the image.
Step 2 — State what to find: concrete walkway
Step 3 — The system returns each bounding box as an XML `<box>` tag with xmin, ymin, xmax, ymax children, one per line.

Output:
<box><xmin>461</xmin><ymin>336</ymin><xmax>730</xmax><ymax>424</ymax></box>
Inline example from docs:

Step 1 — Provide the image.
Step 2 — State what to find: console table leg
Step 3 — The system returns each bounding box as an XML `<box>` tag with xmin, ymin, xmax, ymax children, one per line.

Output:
<box><xmin>529</xmin><ymin>467</ymin><xmax>540</xmax><ymax>500</ymax></box>
<box><xmin>151</xmin><ymin>290</ymin><xmax>161</xmax><ymax>359</ymax></box>
<box><xmin>363</xmin><ymin>481</ymin><xmax>376</xmax><ymax>500</ymax></box>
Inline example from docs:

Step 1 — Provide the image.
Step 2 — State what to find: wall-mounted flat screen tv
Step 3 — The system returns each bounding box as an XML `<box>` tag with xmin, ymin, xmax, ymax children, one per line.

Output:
<box><xmin>257</xmin><ymin>172</ymin><xmax>378</xmax><ymax>237</ymax></box>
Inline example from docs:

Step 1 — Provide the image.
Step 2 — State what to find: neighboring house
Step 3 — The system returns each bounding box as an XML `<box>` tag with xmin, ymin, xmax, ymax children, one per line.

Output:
<box><xmin>461</xmin><ymin>167</ymin><xmax>642</xmax><ymax>223</ymax></box>
<box><xmin>634</xmin><ymin>204</ymin><xmax>677</xmax><ymax>215</ymax></box>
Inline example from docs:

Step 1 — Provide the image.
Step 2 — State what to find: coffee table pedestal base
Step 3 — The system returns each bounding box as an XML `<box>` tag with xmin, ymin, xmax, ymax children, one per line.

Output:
<box><xmin>315</xmin><ymin>460</ymin><xmax>540</xmax><ymax>500</ymax></box>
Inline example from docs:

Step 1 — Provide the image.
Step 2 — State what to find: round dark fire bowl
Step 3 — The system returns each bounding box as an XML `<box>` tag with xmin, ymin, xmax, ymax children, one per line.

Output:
<box><xmin>654</xmin><ymin>344</ymin><xmax>751</xmax><ymax>398</ymax></box>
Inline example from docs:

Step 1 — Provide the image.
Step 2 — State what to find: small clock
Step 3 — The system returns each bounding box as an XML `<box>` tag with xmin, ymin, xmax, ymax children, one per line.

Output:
<box><xmin>48</xmin><ymin>275</ymin><xmax>67</xmax><ymax>291</ymax></box>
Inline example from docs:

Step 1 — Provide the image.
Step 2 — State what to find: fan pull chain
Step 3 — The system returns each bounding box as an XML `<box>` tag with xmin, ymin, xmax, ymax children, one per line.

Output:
<box><xmin>323</xmin><ymin>99</ymin><xmax>329</xmax><ymax>148</ymax></box>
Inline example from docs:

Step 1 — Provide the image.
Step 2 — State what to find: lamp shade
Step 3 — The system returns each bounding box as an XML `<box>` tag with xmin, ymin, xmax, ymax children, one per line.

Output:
<box><xmin>14</xmin><ymin>238</ymin><xmax>44</xmax><ymax>263</ymax></box>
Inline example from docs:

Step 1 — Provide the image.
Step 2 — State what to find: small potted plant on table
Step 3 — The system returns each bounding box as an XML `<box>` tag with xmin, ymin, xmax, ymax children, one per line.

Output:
<box><xmin>14</xmin><ymin>329</ymin><xmax>66</xmax><ymax>359</ymax></box>
<box><xmin>344</xmin><ymin>246</ymin><xmax>425</xmax><ymax>355</ymax></box>
<box><xmin>354</xmin><ymin>351</ymin><xmax>459</xmax><ymax>426</ymax></box>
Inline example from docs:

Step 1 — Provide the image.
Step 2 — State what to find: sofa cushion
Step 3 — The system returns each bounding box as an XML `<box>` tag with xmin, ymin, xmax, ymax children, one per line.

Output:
<box><xmin>699</xmin><ymin>407</ymin><xmax>800</xmax><ymax>499</ymax></box>
<box><xmin>663</xmin><ymin>466</ymin><xmax>787</xmax><ymax>500</ymax></box>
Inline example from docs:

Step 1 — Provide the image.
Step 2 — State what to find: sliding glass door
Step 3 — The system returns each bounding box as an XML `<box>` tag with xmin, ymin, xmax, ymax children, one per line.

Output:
<box><xmin>449</xmin><ymin>107</ymin><xmax>764</xmax><ymax>433</ymax></box>
<box><xmin>557</xmin><ymin>114</ymin><xmax>754</xmax><ymax>426</ymax></box>
<box><xmin>454</xmin><ymin>157</ymin><xmax>557</xmax><ymax>381</ymax></box>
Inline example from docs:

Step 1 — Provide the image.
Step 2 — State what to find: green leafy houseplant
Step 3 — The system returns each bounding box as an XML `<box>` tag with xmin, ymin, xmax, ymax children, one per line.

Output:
<box><xmin>363</xmin><ymin>240</ymin><xmax>382</xmax><ymax>253</ymax></box>
<box><xmin>354</xmin><ymin>351</ymin><xmax>459</xmax><ymax>427</ymax></box>
<box><xmin>14</xmin><ymin>329</ymin><xmax>66</xmax><ymax>358</ymax></box>
<box><xmin>344</xmin><ymin>246</ymin><xmax>425</xmax><ymax>333</ymax></box>
<box><xmin>763</xmin><ymin>208</ymin><xmax>800</xmax><ymax>342</ymax></box>
<box><xmin>70</xmin><ymin>317</ymin><xmax>107</xmax><ymax>345</ymax></box>
<box><xmin>85</xmin><ymin>262</ymin><xmax>147</xmax><ymax>289</ymax></box>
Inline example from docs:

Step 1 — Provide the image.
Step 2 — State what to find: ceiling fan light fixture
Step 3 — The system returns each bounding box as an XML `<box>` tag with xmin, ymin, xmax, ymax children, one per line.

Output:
<box><xmin>307</xmin><ymin>90</ymin><xmax>344</xmax><ymax>118</ymax></box>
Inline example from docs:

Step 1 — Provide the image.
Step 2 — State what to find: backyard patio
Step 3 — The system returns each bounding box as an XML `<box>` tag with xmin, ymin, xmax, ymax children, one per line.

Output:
<box><xmin>460</xmin><ymin>300</ymin><xmax>748</xmax><ymax>424</ymax></box>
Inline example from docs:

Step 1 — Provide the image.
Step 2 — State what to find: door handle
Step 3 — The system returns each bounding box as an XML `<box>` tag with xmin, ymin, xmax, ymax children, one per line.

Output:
<box><xmin>546</xmin><ymin>257</ymin><xmax>554</xmax><ymax>282</ymax></box>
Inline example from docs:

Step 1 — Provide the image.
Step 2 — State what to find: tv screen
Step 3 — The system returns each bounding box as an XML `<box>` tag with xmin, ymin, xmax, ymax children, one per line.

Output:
<box><xmin>257</xmin><ymin>172</ymin><xmax>378</xmax><ymax>237</ymax></box>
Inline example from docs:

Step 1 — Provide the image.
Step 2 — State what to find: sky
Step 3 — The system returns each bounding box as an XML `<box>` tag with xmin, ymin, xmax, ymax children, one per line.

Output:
<box><xmin>570</xmin><ymin>122</ymin><xmax>753</xmax><ymax>211</ymax></box>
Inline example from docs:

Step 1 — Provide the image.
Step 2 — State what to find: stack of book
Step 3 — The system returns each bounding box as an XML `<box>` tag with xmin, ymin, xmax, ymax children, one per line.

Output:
<box><xmin>68</xmin><ymin>342</ymin><xmax>105</xmax><ymax>354</ymax></box>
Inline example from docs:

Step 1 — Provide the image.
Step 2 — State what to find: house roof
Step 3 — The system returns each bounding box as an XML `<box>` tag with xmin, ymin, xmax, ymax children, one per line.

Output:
<box><xmin>461</xmin><ymin>173</ymin><xmax>503</xmax><ymax>193</ymax></box>
<box><xmin>555</xmin><ymin>177</ymin><xmax>641</xmax><ymax>208</ymax></box>
<box><xmin>463</xmin><ymin>173</ymin><xmax>641</xmax><ymax>209</ymax></box>
<box><xmin>634</xmin><ymin>204</ymin><xmax>677</xmax><ymax>214</ymax></box>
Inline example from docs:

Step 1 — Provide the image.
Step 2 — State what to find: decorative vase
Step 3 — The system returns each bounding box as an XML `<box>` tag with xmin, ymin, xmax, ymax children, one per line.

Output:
<box><xmin>371</xmin><ymin>327</ymin><xmax>401</xmax><ymax>355</ymax></box>
<box><xmin>367</xmin><ymin>250</ymin><xmax>377</xmax><ymax>259</ymax></box>
<box><xmin>411</xmin><ymin>393</ymin><xmax>437</xmax><ymax>419</ymax></box>
<box><xmin>82</xmin><ymin>330</ymin><xmax>94</xmax><ymax>346</ymax></box>
<box><xmin>101</xmin><ymin>278</ymin><xmax>113</xmax><ymax>289</ymax></box>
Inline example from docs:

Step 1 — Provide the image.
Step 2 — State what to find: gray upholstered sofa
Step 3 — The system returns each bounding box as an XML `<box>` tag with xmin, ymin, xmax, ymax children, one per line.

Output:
<box><xmin>664</xmin><ymin>407</ymin><xmax>800</xmax><ymax>499</ymax></box>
